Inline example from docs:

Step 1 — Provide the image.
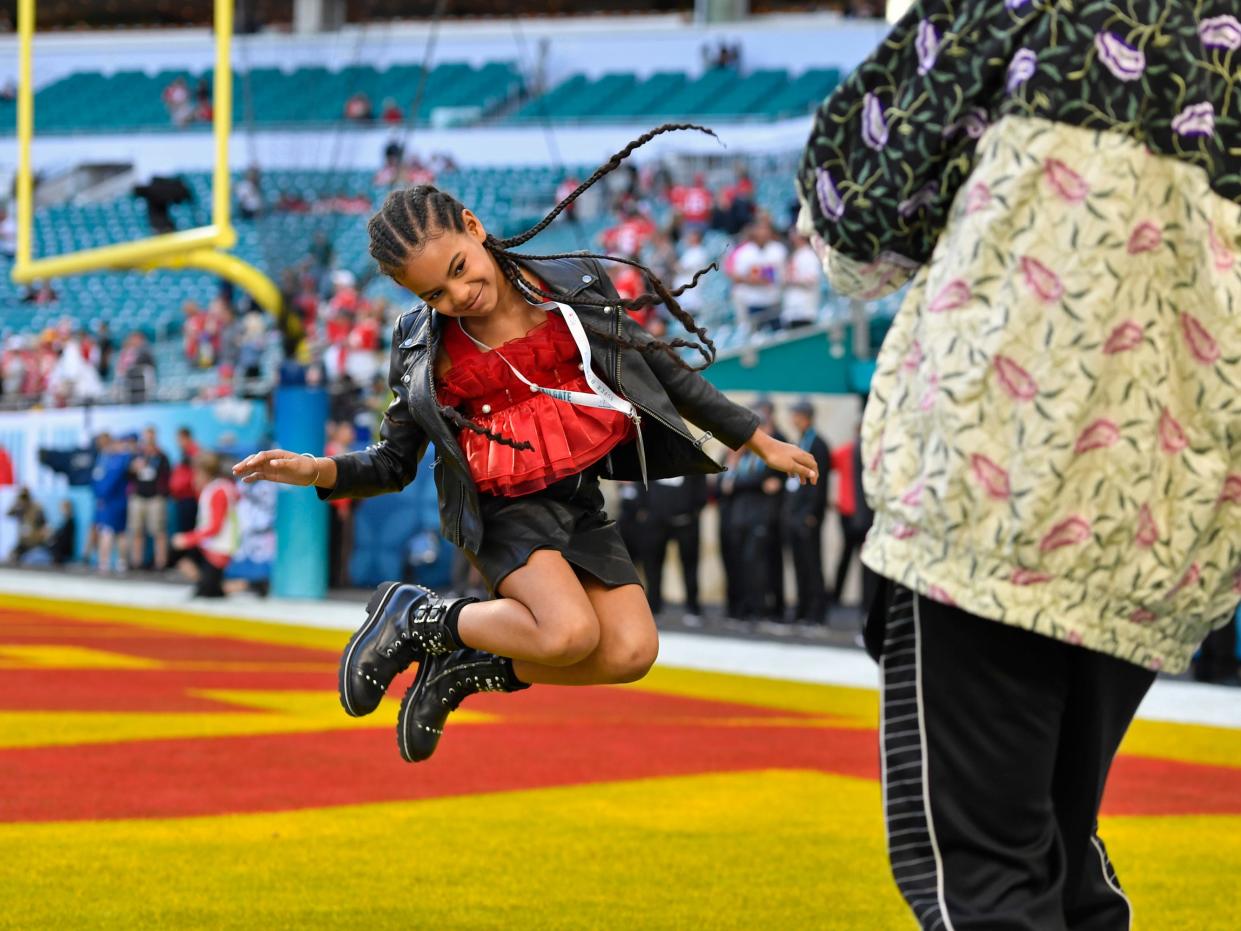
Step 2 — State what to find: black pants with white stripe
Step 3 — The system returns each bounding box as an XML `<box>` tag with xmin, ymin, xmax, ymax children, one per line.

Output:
<box><xmin>869</xmin><ymin>581</ymin><xmax>1155</xmax><ymax>930</ymax></box>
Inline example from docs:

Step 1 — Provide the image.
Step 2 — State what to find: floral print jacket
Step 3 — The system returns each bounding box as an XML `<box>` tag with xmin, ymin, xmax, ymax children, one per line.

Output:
<box><xmin>795</xmin><ymin>0</ymin><xmax>1240</xmax><ymax>673</ymax></box>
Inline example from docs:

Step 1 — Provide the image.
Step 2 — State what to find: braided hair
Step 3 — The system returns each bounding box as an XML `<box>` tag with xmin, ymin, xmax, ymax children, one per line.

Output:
<box><xmin>367</xmin><ymin>123</ymin><xmax>722</xmax><ymax>449</ymax></box>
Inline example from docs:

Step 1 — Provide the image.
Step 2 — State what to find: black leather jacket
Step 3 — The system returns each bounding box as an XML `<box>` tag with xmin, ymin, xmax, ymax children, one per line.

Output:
<box><xmin>321</xmin><ymin>255</ymin><xmax>761</xmax><ymax>554</ymax></box>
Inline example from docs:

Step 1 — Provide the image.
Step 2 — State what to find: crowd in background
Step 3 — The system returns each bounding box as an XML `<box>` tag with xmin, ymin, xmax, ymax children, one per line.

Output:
<box><xmin>0</xmin><ymin>321</ymin><xmax>156</xmax><ymax>408</ymax></box>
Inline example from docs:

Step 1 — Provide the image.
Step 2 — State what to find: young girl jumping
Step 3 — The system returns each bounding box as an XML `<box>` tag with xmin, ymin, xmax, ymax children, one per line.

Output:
<box><xmin>234</xmin><ymin>124</ymin><xmax>818</xmax><ymax>763</ymax></box>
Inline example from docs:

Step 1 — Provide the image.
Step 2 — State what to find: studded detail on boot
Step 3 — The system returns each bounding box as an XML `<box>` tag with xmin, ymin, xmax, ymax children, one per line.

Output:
<box><xmin>337</xmin><ymin>581</ymin><xmax>477</xmax><ymax>718</ymax></box>
<box><xmin>396</xmin><ymin>648</ymin><xmax>527</xmax><ymax>763</ymax></box>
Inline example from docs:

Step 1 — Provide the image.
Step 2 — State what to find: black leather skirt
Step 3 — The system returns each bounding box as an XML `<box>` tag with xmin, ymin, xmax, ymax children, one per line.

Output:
<box><xmin>467</xmin><ymin>468</ymin><xmax>642</xmax><ymax>596</ymax></box>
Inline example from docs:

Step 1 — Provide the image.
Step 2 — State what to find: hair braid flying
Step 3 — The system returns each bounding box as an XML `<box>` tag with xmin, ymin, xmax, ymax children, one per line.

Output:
<box><xmin>365</xmin><ymin>123</ymin><xmax>725</xmax><ymax>447</ymax></box>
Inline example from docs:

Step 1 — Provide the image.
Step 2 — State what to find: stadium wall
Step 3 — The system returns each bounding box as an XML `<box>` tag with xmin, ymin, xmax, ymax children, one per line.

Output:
<box><xmin>2</xmin><ymin>14</ymin><xmax>888</xmax><ymax>89</ymax></box>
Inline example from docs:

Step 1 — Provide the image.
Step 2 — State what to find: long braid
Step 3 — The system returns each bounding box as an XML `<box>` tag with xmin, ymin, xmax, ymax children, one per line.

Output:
<box><xmin>364</xmin><ymin>123</ymin><xmax>727</xmax><ymax>450</ymax></box>
<box><xmin>487</xmin><ymin>239</ymin><xmax>717</xmax><ymax>369</ymax></box>
<box><xmin>440</xmin><ymin>404</ymin><xmax>533</xmax><ymax>452</ymax></box>
<box><xmin>498</xmin><ymin>123</ymin><xmax>719</xmax><ymax>250</ymax></box>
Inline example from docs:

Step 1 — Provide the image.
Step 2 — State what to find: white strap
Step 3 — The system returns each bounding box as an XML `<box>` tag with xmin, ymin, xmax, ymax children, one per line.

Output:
<box><xmin>457</xmin><ymin>295</ymin><xmax>647</xmax><ymax>485</ymax></box>
<box><xmin>455</xmin><ymin>305</ymin><xmax>632</xmax><ymax>418</ymax></box>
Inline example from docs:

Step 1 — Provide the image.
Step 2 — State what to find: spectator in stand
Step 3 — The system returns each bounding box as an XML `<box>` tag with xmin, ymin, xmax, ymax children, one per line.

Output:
<box><xmin>781</xmin><ymin>228</ymin><xmax>824</xmax><ymax>329</ymax></box>
<box><xmin>600</xmin><ymin>202</ymin><xmax>656</xmax><ymax>258</ymax></box>
<box><xmin>344</xmin><ymin>92</ymin><xmax>373</xmax><ymax>122</ymax></box>
<box><xmin>343</xmin><ymin>303</ymin><xmax>382</xmax><ymax>386</ymax></box>
<box><xmin>127</xmin><ymin>426</ymin><xmax>172</xmax><ymax>571</ymax></box>
<box><xmin>183</xmin><ymin>300</ymin><xmax>214</xmax><ymax>367</ymax></box>
<box><xmin>237</xmin><ymin>311</ymin><xmax>269</xmax><ymax>386</ymax></box>
<box><xmin>168</xmin><ymin>426</ymin><xmax>200</xmax><ymax>563</ymax></box>
<box><xmin>193</xmin><ymin>78</ymin><xmax>212</xmax><ymax>122</ymax></box>
<box><xmin>161</xmin><ymin>76</ymin><xmax>193</xmax><ymax>126</ymax></box>
<box><xmin>709</xmin><ymin>188</ymin><xmax>746</xmax><ymax>236</ymax></box>
<box><xmin>20</xmin><ymin>280</ymin><xmax>58</xmax><ymax>305</ymax></box>
<box><xmin>673</xmin><ymin>227</ymin><xmax>711</xmax><ymax>315</ymax></box>
<box><xmin>50</xmin><ymin>499</ymin><xmax>76</xmax><ymax>565</ymax></box>
<box><xmin>607</xmin><ymin>263</ymin><xmax>647</xmax><ymax>323</ymax></box>
<box><xmin>212</xmin><ymin>299</ymin><xmax>241</xmax><ymax>372</ymax></box>
<box><xmin>6</xmin><ymin>487</ymin><xmax>48</xmax><ymax>564</ymax></box>
<box><xmin>115</xmin><ymin>331</ymin><xmax>156</xmax><ymax>403</ymax></box>
<box><xmin>172</xmin><ymin>452</ymin><xmax>238</xmax><ymax>598</ymax></box>
<box><xmin>374</xmin><ymin>141</ymin><xmax>404</xmax><ymax>186</ymax></box>
<box><xmin>236</xmin><ymin>166</ymin><xmax>264</xmax><ymax>220</ymax></box>
<box><xmin>1</xmin><ymin>336</ymin><xmax>31</xmax><ymax>401</ymax></box>
<box><xmin>46</xmin><ymin>324</ymin><xmax>103</xmax><ymax>405</ymax></box>
<box><xmin>784</xmin><ymin>398</ymin><xmax>831</xmax><ymax>625</ymax></box>
<box><xmin>642</xmin><ymin>474</ymin><xmax>708</xmax><ymax>624</ymax></box>
<box><xmin>91</xmin><ymin>432</ymin><xmax>131</xmax><ymax>574</ymax></box>
<box><xmin>380</xmin><ymin>97</ymin><xmax>403</xmax><ymax>124</ymax></box>
<box><xmin>93</xmin><ymin>320</ymin><xmax>114</xmax><ymax>381</ymax></box>
<box><xmin>554</xmin><ymin>175</ymin><xmax>581</xmax><ymax>226</ymax></box>
<box><xmin>671</xmin><ymin>172</ymin><xmax>714</xmax><ymax>235</ymax></box>
<box><xmin>728</xmin><ymin>217</ymin><xmax>788</xmax><ymax>335</ymax></box>
<box><xmin>0</xmin><ymin>204</ymin><xmax>17</xmax><ymax>259</ymax></box>
<box><xmin>401</xmin><ymin>156</ymin><xmax>436</xmax><ymax>187</ymax></box>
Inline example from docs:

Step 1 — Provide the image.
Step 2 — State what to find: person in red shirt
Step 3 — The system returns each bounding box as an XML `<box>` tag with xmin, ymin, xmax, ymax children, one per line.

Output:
<box><xmin>172</xmin><ymin>452</ymin><xmax>237</xmax><ymax>598</ymax></box>
<box><xmin>670</xmin><ymin>172</ymin><xmax>713</xmax><ymax>235</ymax></box>
<box><xmin>235</xmin><ymin>123</ymin><xmax>820</xmax><ymax>766</ymax></box>
<box><xmin>380</xmin><ymin>98</ymin><xmax>403</xmax><ymax>124</ymax></box>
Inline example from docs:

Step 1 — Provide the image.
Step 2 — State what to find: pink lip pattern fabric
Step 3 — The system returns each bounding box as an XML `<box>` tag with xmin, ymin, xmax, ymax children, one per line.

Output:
<box><xmin>796</xmin><ymin>0</ymin><xmax>1241</xmax><ymax>673</ymax></box>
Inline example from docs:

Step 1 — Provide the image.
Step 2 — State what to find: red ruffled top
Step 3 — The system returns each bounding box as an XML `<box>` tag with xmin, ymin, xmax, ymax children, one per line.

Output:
<box><xmin>436</xmin><ymin>310</ymin><xmax>633</xmax><ymax>497</ymax></box>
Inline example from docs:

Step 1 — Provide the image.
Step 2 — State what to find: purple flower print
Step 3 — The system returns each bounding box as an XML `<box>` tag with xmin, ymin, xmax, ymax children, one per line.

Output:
<box><xmin>862</xmin><ymin>93</ymin><xmax>889</xmax><ymax>151</ymax></box>
<box><xmin>898</xmin><ymin>182</ymin><xmax>938</xmax><ymax>218</ymax></box>
<box><xmin>814</xmin><ymin>167</ymin><xmax>844</xmax><ymax>222</ymax></box>
<box><xmin>916</xmin><ymin>20</ymin><xmax>941</xmax><ymax>75</ymax></box>
<box><xmin>1171</xmin><ymin>102</ymin><xmax>1216</xmax><ymax>137</ymax></box>
<box><xmin>944</xmin><ymin>107</ymin><xmax>989</xmax><ymax>140</ymax></box>
<box><xmin>1007</xmin><ymin>48</ymin><xmax>1037</xmax><ymax>93</ymax></box>
<box><xmin>1199</xmin><ymin>15</ymin><xmax>1241</xmax><ymax>50</ymax></box>
<box><xmin>1094</xmin><ymin>32</ymin><xmax>1145</xmax><ymax>81</ymax></box>
<box><xmin>1004</xmin><ymin>0</ymin><xmax>1030</xmax><ymax>9</ymax></box>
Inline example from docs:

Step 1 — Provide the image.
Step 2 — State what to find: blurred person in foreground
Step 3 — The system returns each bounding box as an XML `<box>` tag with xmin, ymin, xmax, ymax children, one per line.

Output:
<box><xmin>171</xmin><ymin>453</ymin><xmax>238</xmax><ymax>599</ymax></box>
<box><xmin>796</xmin><ymin>2</ymin><xmax>1240</xmax><ymax>927</ymax></box>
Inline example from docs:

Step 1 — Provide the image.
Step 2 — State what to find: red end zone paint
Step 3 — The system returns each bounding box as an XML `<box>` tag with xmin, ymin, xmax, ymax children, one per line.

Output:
<box><xmin>1</xmin><ymin>604</ymin><xmax>1238</xmax><ymax>823</ymax></box>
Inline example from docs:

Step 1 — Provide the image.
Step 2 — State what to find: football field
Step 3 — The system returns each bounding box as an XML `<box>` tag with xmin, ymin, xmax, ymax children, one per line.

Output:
<box><xmin>1</xmin><ymin>584</ymin><xmax>1238</xmax><ymax>929</ymax></box>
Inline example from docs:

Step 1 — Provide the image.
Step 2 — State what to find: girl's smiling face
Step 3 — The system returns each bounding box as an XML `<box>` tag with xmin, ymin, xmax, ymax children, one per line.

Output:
<box><xmin>393</xmin><ymin>208</ymin><xmax>502</xmax><ymax>318</ymax></box>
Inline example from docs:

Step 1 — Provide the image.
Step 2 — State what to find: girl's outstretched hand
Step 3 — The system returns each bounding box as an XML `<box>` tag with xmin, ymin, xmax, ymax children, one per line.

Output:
<box><xmin>746</xmin><ymin>428</ymin><xmax>819</xmax><ymax>485</ymax></box>
<box><xmin>232</xmin><ymin>449</ymin><xmax>334</xmax><ymax>488</ymax></box>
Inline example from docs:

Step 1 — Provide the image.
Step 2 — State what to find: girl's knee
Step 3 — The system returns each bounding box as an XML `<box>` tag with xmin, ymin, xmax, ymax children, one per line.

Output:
<box><xmin>537</xmin><ymin>613</ymin><xmax>600</xmax><ymax>666</ymax></box>
<box><xmin>604</xmin><ymin>630</ymin><xmax>659</xmax><ymax>683</ymax></box>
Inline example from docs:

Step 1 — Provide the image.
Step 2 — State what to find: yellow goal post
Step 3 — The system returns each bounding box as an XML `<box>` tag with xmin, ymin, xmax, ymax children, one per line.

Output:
<box><xmin>10</xmin><ymin>0</ymin><xmax>280</xmax><ymax>315</ymax></box>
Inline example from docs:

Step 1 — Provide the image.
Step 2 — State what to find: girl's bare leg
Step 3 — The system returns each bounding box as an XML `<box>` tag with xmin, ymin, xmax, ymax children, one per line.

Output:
<box><xmin>454</xmin><ymin>550</ymin><xmax>657</xmax><ymax>683</ymax></box>
<box><xmin>455</xmin><ymin>549</ymin><xmax>602</xmax><ymax>667</ymax></box>
<box><xmin>512</xmin><ymin>576</ymin><xmax>657</xmax><ymax>686</ymax></box>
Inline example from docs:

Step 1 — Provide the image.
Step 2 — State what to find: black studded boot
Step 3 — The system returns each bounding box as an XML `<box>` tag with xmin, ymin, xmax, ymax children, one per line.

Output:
<box><xmin>337</xmin><ymin>581</ymin><xmax>478</xmax><ymax>717</ymax></box>
<box><xmin>396</xmin><ymin>648</ymin><xmax>529</xmax><ymax>763</ymax></box>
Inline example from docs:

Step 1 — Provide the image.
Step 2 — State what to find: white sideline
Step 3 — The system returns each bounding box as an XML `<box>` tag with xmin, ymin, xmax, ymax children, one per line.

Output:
<box><xmin>1</xmin><ymin>569</ymin><xmax>1237</xmax><ymax>730</ymax></box>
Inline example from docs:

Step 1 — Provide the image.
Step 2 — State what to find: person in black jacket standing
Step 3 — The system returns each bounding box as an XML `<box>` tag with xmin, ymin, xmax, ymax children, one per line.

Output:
<box><xmin>727</xmin><ymin>423</ymin><xmax>785</xmax><ymax>622</ymax></box>
<box><xmin>641</xmin><ymin>473</ymin><xmax>708</xmax><ymax>622</ymax></box>
<box><xmin>784</xmin><ymin>398</ymin><xmax>831</xmax><ymax>625</ymax></box>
